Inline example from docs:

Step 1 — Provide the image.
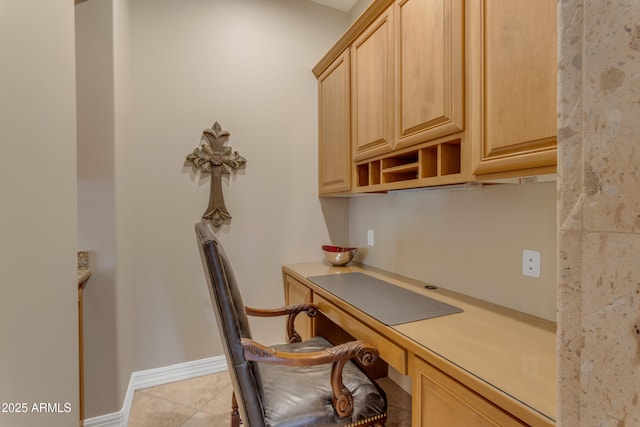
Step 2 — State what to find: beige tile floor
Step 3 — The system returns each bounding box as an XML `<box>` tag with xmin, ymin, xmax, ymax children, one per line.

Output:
<box><xmin>127</xmin><ymin>370</ymin><xmax>412</xmax><ymax>426</ymax></box>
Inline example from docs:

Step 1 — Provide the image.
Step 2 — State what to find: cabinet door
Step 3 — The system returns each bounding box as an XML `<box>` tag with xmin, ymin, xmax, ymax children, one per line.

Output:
<box><xmin>318</xmin><ymin>50</ymin><xmax>351</xmax><ymax>195</ymax></box>
<box><xmin>395</xmin><ymin>0</ymin><xmax>464</xmax><ymax>149</ymax></box>
<box><xmin>413</xmin><ymin>357</ymin><xmax>527</xmax><ymax>427</ymax></box>
<box><xmin>351</xmin><ymin>8</ymin><xmax>395</xmax><ymax>161</ymax></box>
<box><xmin>284</xmin><ymin>275</ymin><xmax>314</xmax><ymax>341</ymax></box>
<box><xmin>470</xmin><ymin>0</ymin><xmax>557</xmax><ymax>176</ymax></box>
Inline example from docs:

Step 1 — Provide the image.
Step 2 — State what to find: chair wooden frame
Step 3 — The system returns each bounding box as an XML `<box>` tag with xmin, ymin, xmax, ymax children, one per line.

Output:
<box><xmin>196</xmin><ymin>221</ymin><xmax>387</xmax><ymax>427</ymax></box>
<box><xmin>240</xmin><ymin>304</ymin><xmax>382</xmax><ymax>421</ymax></box>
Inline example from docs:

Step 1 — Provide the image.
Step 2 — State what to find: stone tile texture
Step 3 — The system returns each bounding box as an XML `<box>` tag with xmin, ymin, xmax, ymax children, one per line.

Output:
<box><xmin>559</xmin><ymin>0</ymin><xmax>640</xmax><ymax>425</ymax></box>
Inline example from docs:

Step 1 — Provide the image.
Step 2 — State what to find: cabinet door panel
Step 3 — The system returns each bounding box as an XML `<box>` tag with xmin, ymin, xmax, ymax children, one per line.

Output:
<box><xmin>413</xmin><ymin>357</ymin><xmax>527</xmax><ymax>427</ymax></box>
<box><xmin>472</xmin><ymin>0</ymin><xmax>557</xmax><ymax>175</ymax></box>
<box><xmin>396</xmin><ymin>0</ymin><xmax>464</xmax><ymax>149</ymax></box>
<box><xmin>352</xmin><ymin>8</ymin><xmax>395</xmax><ymax>161</ymax></box>
<box><xmin>318</xmin><ymin>50</ymin><xmax>351</xmax><ymax>194</ymax></box>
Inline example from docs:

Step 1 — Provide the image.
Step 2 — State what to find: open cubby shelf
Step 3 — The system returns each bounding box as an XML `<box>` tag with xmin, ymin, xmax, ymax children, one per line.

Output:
<box><xmin>356</xmin><ymin>139</ymin><xmax>463</xmax><ymax>190</ymax></box>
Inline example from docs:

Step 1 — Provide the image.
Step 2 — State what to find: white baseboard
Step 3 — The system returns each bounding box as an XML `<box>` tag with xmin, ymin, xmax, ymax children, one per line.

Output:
<box><xmin>82</xmin><ymin>410</ymin><xmax>126</xmax><ymax>427</ymax></box>
<box><xmin>83</xmin><ymin>355</ymin><xmax>228</xmax><ymax>427</ymax></box>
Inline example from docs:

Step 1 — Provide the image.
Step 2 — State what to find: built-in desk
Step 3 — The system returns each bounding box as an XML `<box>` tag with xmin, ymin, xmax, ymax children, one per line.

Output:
<box><xmin>282</xmin><ymin>262</ymin><xmax>556</xmax><ymax>427</ymax></box>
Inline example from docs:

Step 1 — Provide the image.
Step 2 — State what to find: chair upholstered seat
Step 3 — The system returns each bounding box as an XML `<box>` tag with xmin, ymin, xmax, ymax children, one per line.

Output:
<box><xmin>195</xmin><ymin>221</ymin><xmax>387</xmax><ymax>427</ymax></box>
<box><xmin>262</xmin><ymin>336</ymin><xmax>387</xmax><ymax>427</ymax></box>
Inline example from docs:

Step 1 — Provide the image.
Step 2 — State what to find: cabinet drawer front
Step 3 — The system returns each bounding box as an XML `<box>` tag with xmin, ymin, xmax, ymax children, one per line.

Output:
<box><xmin>315</xmin><ymin>294</ymin><xmax>407</xmax><ymax>374</ymax></box>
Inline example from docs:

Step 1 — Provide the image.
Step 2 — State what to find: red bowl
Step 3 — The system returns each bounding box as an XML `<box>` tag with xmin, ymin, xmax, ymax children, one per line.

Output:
<box><xmin>322</xmin><ymin>245</ymin><xmax>357</xmax><ymax>252</ymax></box>
<box><xmin>322</xmin><ymin>245</ymin><xmax>357</xmax><ymax>266</ymax></box>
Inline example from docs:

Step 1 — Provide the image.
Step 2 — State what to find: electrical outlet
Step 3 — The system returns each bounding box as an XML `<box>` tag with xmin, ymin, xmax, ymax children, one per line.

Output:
<box><xmin>367</xmin><ymin>229</ymin><xmax>374</xmax><ymax>247</ymax></box>
<box><xmin>522</xmin><ymin>250</ymin><xmax>541</xmax><ymax>278</ymax></box>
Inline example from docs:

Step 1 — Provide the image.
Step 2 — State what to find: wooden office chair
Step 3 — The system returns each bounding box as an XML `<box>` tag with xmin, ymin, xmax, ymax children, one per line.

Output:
<box><xmin>195</xmin><ymin>221</ymin><xmax>387</xmax><ymax>427</ymax></box>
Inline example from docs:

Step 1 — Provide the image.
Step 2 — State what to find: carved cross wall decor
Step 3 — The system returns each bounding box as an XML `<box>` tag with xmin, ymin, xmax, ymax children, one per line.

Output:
<box><xmin>186</xmin><ymin>122</ymin><xmax>246</xmax><ymax>227</ymax></box>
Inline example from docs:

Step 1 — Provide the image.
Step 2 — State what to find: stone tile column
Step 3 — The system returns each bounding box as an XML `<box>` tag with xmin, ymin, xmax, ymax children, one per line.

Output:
<box><xmin>558</xmin><ymin>1</ymin><xmax>640</xmax><ymax>425</ymax></box>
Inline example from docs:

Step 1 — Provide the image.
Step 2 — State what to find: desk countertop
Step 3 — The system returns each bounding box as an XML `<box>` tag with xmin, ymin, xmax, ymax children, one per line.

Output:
<box><xmin>283</xmin><ymin>262</ymin><xmax>556</xmax><ymax>424</ymax></box>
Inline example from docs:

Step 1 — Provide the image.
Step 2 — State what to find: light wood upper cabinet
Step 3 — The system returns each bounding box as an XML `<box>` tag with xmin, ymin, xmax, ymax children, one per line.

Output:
<box><xmin>351</xmin><ymin>8</ymin><xmax>395</xmax><ymax>161</ymax></box>
<box><xmin>314</xmin><ymin>0</ymin><xmax>557</xmax><ymax>194</ymax></box>
<box><xmin>395</xmin><ymin>0</ymin><xmax>464</xmax><ymax>150</ymax></box>
<box><xmin>470</xmin><ymin>0</ymin><xmax>557</xmax><ymax>176</ymax></box>
<box><xmin>318</xmin><ymin>50</ymin><xmax>351</xmax><ymax>195</ymax></box>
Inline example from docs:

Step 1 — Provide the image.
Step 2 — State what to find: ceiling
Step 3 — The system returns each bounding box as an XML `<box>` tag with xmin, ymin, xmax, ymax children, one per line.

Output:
<box><xmin>307</xmin><ymin>0</ymin><xmax>359</xmax><ymax>13</ymax></box>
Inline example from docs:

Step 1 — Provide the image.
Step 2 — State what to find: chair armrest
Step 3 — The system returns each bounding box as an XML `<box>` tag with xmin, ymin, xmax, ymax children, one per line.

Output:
<box><xmin>241</xmin><ymin>337</ymin><xmax>378</xmax><ymax>418</ymax></box>
<box><xmin>245</xmin><ymin>303</ymin><xmax>318</xmax><ymax>343</ymax></box>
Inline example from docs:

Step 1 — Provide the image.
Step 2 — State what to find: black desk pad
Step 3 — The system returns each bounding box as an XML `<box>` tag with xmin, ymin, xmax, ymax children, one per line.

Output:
<box><xmin>307</xmin><ymin>272</ymin><xmax>463</xmax><ymax>326</ymax></box>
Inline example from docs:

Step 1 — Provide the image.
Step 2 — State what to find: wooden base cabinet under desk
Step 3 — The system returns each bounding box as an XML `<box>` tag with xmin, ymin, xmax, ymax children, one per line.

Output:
<box><xmin>283</xmin><ymin>274</ymin><xmax>314</xmax><ymax>341</ymax></box>
<box><xmin>412</xmin><ymin>356</ymin><xmax>527</xmax><ymax>427</ymax></box>
<box><xmin>282</xmin><ymin>264</ymin><xmax>556</xmax><ymax>427</ymax></box>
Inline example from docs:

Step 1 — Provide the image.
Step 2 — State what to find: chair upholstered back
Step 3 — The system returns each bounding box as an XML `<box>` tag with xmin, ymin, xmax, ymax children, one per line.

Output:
<box><xmin>195</xmin><ymin>222</ymin><xmax>266</xmax><ymax>427</ymax></box>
